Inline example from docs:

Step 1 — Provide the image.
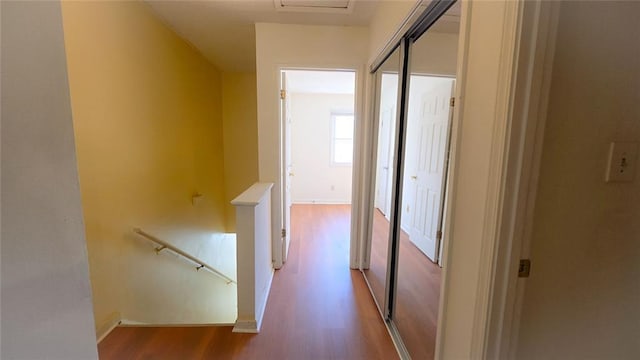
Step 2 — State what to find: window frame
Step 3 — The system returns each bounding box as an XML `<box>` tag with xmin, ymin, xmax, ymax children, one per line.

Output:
<box><xmin>330</xmin><ymin>111</ymin><xmax>355</xmax><ymax>166</ymax></box>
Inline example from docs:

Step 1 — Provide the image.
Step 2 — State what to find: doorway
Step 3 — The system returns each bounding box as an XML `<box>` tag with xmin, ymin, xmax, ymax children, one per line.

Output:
<box><xmin>280</xmin><ymin>69</ymin><xmax>357</xmax><ymax>264</ymax></box>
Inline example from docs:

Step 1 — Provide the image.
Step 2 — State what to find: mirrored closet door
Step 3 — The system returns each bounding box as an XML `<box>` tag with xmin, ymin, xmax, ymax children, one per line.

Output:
<box><xmin>363</xmin><ymin>46</ymin><xmax>402</xmax><ymax>315</ymax></box>
<box><xmin>362</xmin><ymin>1</ymin><xmax>461</xmax><ymax>359</ymax></box>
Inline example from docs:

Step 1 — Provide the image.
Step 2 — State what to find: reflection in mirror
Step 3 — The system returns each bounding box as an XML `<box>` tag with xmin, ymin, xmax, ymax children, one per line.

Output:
<box><xmin>363</xmin><ymin>47</ymin><xmax>401</xmax><ymax>314</ymax></box>
<box><xmin>394</xmin><ymin>2</ymin><xmax>460</xmax><ymax>359</ymax></box>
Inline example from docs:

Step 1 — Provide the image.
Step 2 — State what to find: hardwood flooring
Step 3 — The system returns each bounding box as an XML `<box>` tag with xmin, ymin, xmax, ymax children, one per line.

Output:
<box><xmin>98</xmin><ymin>204</ymin><xmax>398</xmax><ymax>360</ymax></box>
<box><xmin>394</xmin><ymin>226</ymin><xmax>441</xmax><ymax>359</ymax></box>
<box><xmin>361</xmin><ymin>209</ymin><xmax>391</xmax><ymax>313</ymax></box>
<box><xmin>362</xmin><ymin>208</ymin><xmax>442</xmax><ymax>360</ymax></box>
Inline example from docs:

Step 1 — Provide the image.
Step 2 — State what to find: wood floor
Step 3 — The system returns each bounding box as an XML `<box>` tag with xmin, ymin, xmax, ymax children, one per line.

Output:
<box><xmin>363</xmin><ymin>208</ymin><xmax>442</xmax><ymax>360</ymax></box>
<box><xmin>394</xmin><ymin>225</ymin><xmax>441</xmax><ymax>359</ymax></box>
<box><xmin>361</xmin><ymin>209</ymin><xmax>390</xmax><ymax>313</ymax></box>
<box><xmin>98</xmin><ymin>204</ymin><xmax>398</xmax><ymax>360</ymax></box>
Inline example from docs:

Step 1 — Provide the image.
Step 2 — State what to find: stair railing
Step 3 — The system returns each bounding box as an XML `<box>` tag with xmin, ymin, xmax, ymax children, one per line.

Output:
<box><xmin>133</xmin><ymin>228</ymin><xmax>236</xmax><ymax>285</ymax></box>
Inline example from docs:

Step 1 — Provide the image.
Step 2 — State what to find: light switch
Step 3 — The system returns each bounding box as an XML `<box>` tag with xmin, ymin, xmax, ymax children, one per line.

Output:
<box><xmin>605</xmin><ymin>142</ymin><xmax>638</xmax><ymax>182</ymax></box>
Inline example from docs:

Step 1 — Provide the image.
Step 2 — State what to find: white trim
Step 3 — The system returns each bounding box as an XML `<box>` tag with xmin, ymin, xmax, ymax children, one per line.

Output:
<box><xmin>486</xmin><ymin>2</ymin><xmax>561</xmax><ymax>358</ymax></box>
<box><xmin>349</xmin><ymin>66</ymin><xmax>367</xmax><ymax>269</ymax></box>
<box><xmin>118</xmin><ymin>321</ymin><xmax>236</xmax><ymax>327</ymax></box>
<box><xmin>330</xmin><ymin>112</ymin><xmax>355</xmax><ymax>166</ymax></box>
<box><xmin>435</xmin><ymin>0</ymin><xmax>549</xmax><ymax>358</ymax></box>
<box><xmin>434</xmin><ymin>0</ymin><xmax>472</xmax><ymax>355</ymax></box>
<box><xmin>96</xmin><ymin>313</ymin><xmax>122</xmax><ymax>344</ymax></box>
<box><xmin>357</xmin><ymin>71</ymin><xmax>383</xmax><ymax>271</ymax></box>
<box><xmin>507</xmin><ymin>3</ymin><xmax>560</xmax><ymax>355</ymax></box>
<box><xmin>273</xmin><ymin>0</ymin><xmax>355</xmax><ymax>14</ymax></box>
<box><xmin>435</xmin><ymin>0</ymin><xmax>561</xmax><ymax>358</ymax></box>
<box><xmin>468</xmin><ymin>0</ymin><xmax>524</xmax><ymax>356</ymax></box>
<box><xmin>277</xmin><ymin>64</ymin><xmax>365</xmax><ymax>270</ymax></box>
<box><xmin>232</xmin><ymin>320</ymin><xmax>260</xmax><ymax>333</ymax></box>
<box><xmin>292</xmin><ymin>200</ymin><xmax>352</xmax><ymax>205</ymax></box>
<box><xmin>355</xmin><ymin>70</ymin><xmax>380</xmax><ymax>270</ymax></box>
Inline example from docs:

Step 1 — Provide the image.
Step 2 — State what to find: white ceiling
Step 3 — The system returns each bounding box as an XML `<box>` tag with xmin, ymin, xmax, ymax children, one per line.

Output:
<box><xmin>285</xmin><ymin>70</ymin><xmax>356</xmax><ymax>94</ymax></box>
<box><xmin>430</xmin><ymin>1</ymin><xmax>461</xmax><ymax>34</ymax></box>
<box><xmin>146</xmin><ymin>0</ymin><xmax>379</xmax><ymax>72</ymax></box>
<box><xmin>146</xmin><ymin>1</ymin><xmax>461</xmax><ymax>72</ymax></box>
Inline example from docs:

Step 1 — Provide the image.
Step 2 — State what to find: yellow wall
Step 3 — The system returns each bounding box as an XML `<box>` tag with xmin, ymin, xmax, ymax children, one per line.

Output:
<box><xmin>61</xmin><ymin>0</ymin><xmax>234</xmax><ymax>334</ymax></box>
<box><xmin>222</xmin><ymin>72</ymin><xmax>259</xmax><ymax>230</ymax></box>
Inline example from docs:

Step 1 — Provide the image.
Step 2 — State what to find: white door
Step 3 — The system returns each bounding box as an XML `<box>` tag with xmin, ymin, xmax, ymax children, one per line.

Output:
<box><xmin>375</xmin><ymin>105</ymin><xmax>395</xmax><ymax>217</ymax></box>
<box><xmin>281</xmin><ymin>71</ymin><xmax>292</xmax><ymax>262</ymax></box>
<box><xmin>410</xmin><ymin>80</ymin><xmax>454</xmax><ymax>262</ymax></box>
<box><xmin>375</xmin><ymin>73</ymin><xmax>399</xmax><ymax>218</ymax></box>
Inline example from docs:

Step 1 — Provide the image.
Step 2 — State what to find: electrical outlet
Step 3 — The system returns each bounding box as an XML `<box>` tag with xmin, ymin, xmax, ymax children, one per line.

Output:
<box><xmin>605</xmin><ymin>142</ymin><xmax>638</xmax><ymax>182</ymax></box>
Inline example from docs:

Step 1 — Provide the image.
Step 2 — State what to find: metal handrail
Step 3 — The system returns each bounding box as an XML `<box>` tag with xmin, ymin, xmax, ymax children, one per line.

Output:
<box><xmin>133</xmin><ymin>228</ymin><xmax>236</xmax><ymax>285</ymax></box>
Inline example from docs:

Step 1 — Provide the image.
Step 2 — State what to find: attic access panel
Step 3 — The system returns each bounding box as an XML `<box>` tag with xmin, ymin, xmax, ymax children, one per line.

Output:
<box><xmin>274</xmin><ymin>0</ymin><xmax>354</xmax><ymax>13</ymax></box>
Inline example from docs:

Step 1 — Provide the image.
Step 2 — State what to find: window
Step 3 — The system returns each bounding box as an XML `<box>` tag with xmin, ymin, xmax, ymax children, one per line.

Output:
<box><xmin>332</xmin><ymin>113</ymin><xmax>354</xmax><ymax>165</ymax></box>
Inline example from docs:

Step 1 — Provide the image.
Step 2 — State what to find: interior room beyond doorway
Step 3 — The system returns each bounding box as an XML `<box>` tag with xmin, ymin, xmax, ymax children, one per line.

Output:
<box><xmin>280</xmin><ymin>69</ymin><xmax>356</xmax><ymax>264</ymax></box>
<box><xmin>283</xmin><ymin>69</ymin><xmax>356</xmax><ymax>205</ymax></box>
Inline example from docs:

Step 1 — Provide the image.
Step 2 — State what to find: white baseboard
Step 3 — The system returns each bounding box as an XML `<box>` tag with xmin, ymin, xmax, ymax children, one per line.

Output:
<box><xmin>232</xmin><ymin>319</ymin><xmax>259</xmax><ymax>333</ymax></box>
<box><xmin>119</xmin><ymin>321</ymin><xmax>236</xmax><ymax>327</ymax></box>
<box><xmin>292</xmin><ymin>200</ymin><xmax>351</xmax><ymax>205</ymax></box>
<box><xmin>97</xmin><ymin>314</ymin><xmax>236</xmax><ymax>341</ymax></box>
<box><xmin>96</xmin><ymin>312</ymin><xmax>122</xmax><ymax>343</ymax></box>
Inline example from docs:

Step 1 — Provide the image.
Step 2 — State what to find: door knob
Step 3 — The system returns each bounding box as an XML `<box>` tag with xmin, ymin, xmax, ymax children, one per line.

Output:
<box><xmin>289</xmin><ymin>172</ymin><xmax>295</xmax><ymax>176</ymax></box>
<box><xmin>411</xmin><ymin>175</ymin><xmax>417</xmax><ymax>180</ymax></box>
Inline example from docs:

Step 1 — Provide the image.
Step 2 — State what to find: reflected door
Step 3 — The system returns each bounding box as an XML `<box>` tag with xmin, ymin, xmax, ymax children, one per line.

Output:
<box><xmin>410</xmin><ymin>80</ymin><xmax>454</xmax><ymax>261</ymax></box>
<box><xmin>375</xmin><ymin>105</ymin><xmax>395</xmax><ymax>217</ymax></box>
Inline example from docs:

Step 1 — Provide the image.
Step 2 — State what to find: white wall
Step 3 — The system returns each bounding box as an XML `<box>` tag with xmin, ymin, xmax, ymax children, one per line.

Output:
<box><xmin>0</xmin><ymin>1</ymin><xmax>98</xmax><ymax>359</ymax></box>
<box><xmin>368</xmin><ymin>0</ymin><xmax>418</xmax><ymax>63</ymax></box>
<box><xmin>290</xmin><ymin>92</ymin><xmax>354</xmax><ymax>204</ymax></box>
<box><xmin>255</xmin><ymin>23</ymin><xmax>368</xmax><ymax>266</ymax></box>
<box><xmin>411</xmin><ymin>31</ymin><xmax>459</xmax><ymax>76</ymax></box>
<box><xmin>516</xmin><ymin>1</ymin><xmax>640</xmax><ymax>358</ymax></box>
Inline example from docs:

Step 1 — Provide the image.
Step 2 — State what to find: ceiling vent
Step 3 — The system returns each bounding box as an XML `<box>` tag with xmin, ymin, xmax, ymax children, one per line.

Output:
<box><xmin>274</xmin><ymin>0</ymin><xmax>354</xmax><ymax>13</ymax></box>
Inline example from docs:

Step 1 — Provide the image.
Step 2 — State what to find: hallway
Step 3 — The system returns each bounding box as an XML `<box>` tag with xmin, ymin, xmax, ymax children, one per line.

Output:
<box><xmin>98</xmin><ymin>205</ymin><xmax>398</xmax><ymax>359</ymax></box>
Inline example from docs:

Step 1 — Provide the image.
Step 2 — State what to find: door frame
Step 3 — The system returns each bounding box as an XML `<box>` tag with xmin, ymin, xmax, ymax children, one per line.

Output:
<box><xmin>436</xmin><ymin>0</ymin><xmax>561</xmax><ymax>358</ymax></box>
<box><xmin>277</xmin><ymin>67</ymin><xmax>362</xmax><ymax>268</ymax></box>
<box><xmin>482</xmin><ymin>1</ymin><xmax>561</xmax><ymax>357</ymax></box>
<box><xmin>279</xmin><ymin>71</ymin><xmax>292</xmax><ymax>264</ymax></box>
